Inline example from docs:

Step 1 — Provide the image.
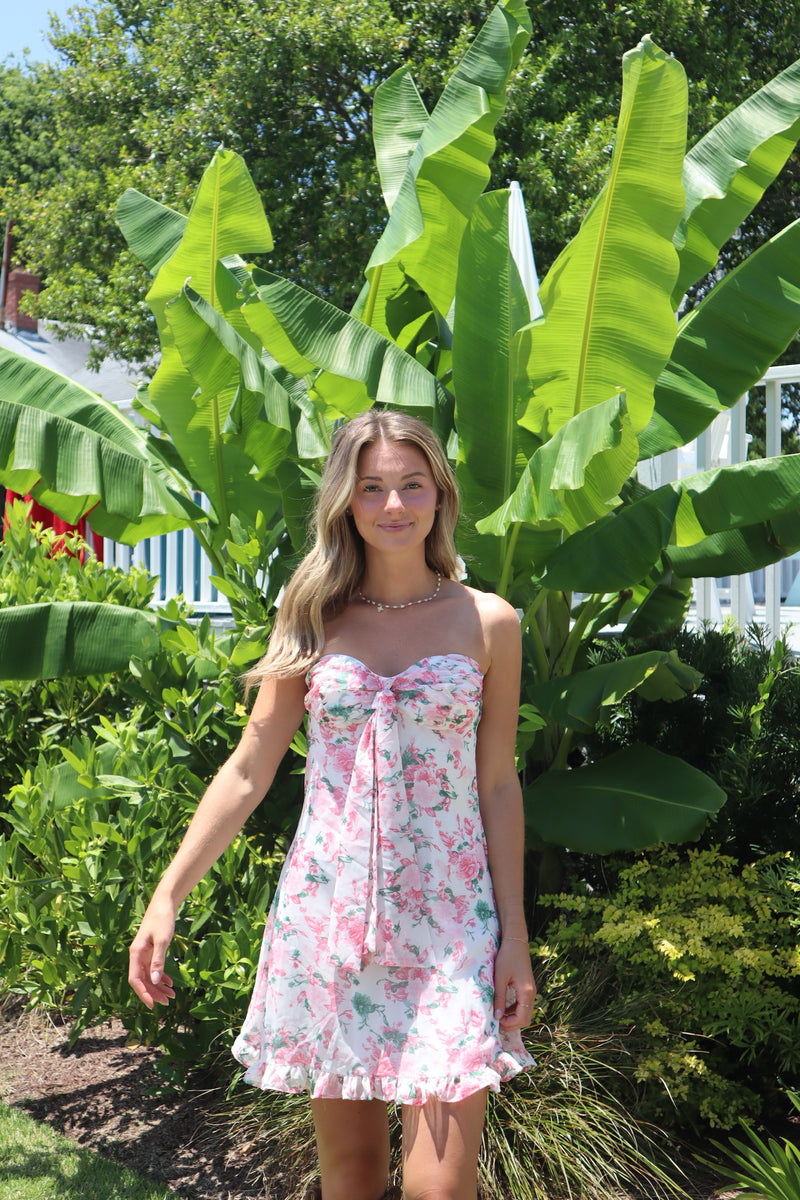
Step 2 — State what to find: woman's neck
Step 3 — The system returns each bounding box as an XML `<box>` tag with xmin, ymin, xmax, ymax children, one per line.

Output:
<box><xmin>358</xmin><ymin>556</ymin><xmax>437</xmax><ymax>607</ymax></box>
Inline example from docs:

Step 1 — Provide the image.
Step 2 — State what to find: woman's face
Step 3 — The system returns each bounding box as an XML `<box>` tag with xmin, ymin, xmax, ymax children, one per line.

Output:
<box><xmin>349</xmin><ymin>438</ymin><xmax>439</xmax><ymax>556</ymax></box>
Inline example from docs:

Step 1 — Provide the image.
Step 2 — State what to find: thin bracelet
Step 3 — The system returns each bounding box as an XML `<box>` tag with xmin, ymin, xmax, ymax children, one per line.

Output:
<box><xmin>503</xmin><ymin>935</ymin><xmax>530</xmax><ymax>942</ymax></box>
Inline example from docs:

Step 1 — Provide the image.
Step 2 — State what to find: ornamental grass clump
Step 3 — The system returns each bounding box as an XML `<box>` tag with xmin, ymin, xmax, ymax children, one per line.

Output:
<box><xmin>219</xmin><ymin>967</ymin><xmax>689</xmax><ymax>1200</ymax></box>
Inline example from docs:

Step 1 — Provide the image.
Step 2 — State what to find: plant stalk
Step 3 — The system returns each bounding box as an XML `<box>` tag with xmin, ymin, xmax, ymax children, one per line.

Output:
<box><xmin>190</xmin><ymin>521</ymin><xmax>227</xmax><ymax>579</ymax></box>
<box><xmin>560</xmin><ymin>593</ymin><xmax>606</xmax><ymax>677</ymax></box>
<box><xmin>362</xmin><ymin>264</ymin><xmax>383</xmax><ymax>330</ymax></box>
<box><xmin>497</xmin><ymin>523</ymin><xmax>521</xmax><ymax>600</ymax></box>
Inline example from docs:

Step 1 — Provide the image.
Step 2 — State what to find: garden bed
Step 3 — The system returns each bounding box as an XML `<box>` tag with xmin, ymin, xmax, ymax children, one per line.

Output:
<box><xmin>0</xmin><ymin>1004</ymin><xmax>735</xmax><ymax>1200</ymax></box>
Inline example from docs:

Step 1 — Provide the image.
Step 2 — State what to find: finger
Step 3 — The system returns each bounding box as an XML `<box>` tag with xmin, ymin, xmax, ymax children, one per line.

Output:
<box><xmin>129</xmin><ymin>944</ymin><xmax>175</xmax><ymax>1007</ymax></box>
<box><xmin>493</xmin><ymin>972</ymin><xmax>512</xmax><ymax>1024</ymax></box>
<box><xmin>148</xmin><ymin>939</ymin><xmax>172</xmax><ymax>986</ymax></box>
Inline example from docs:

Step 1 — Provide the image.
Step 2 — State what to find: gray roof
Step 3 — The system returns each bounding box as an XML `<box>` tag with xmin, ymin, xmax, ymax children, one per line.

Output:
<box><xmin>0</xmin><ymin>323</ymin><xmax>144</xmax><ymax>411</ymax></box>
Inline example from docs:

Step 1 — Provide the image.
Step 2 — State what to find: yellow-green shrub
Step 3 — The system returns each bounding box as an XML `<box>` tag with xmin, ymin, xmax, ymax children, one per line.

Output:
<box><xmin>540</xmin><ymin>847</ymin><xmax>800</xmax><ymax>1129</ymax></box>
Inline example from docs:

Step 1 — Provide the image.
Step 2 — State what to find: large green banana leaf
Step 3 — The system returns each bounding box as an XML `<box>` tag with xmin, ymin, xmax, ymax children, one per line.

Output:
<box><xmin>538</xmin><ymin>484</ymin><xmax>679</xmax><ymax>594</ymax></box>
<box><xmin>666</xmin><ymin>509</ymin><xmax>800</xmax><ymax>578</ymax></box>
<box><xmin>177</xmin><ymin>286</ymin><xmax>291</xmax><ymax>436</ymax></box>
<box><xmin>117</xmin><ymin>189</ymin><xmax>188</xmax><ymax>275</ymax></box>
<box><xmin>524</xmin><ymin>744</ymin><xmax>726</xmax><ymax>853</ymax></box>
<box><xmin>452</xmin><ymin>188</ymin><xmax>538</xmax><ymax>580</ymax></box>
<box><xmin>358</xmin><ymin>0</ymin><xmax>530</xmax><ymax>334</ymax></box>
<box><xmin>541</xmin><ymin>453</ymin><xmax>800</xmax><ymax>594</ymax></box>
<box><xmin>140</xmin><ymin>150</ymin><xmax>273</xmax><ymax>544</ymax></box>
<box><xmin>675</xmin><ymin>454</ymin><xmax>800</xmax><ymax>539</ymax></box>
<box><xmin>642</xmin><ymin>217</ymin><xmax>800</xmax><ymax>457</ymax></box>
<box><xmin>373</xmin><ymin>67</ymin><xmax>430</xmax><ymax>219</ymax></box>
<box><xmin>672</xmin><ymin>59</ymin><xmax>800</xmax><ymax>306</ymax></box>
<box><xmin>0</xmin><ymin>348</ymin><xmax>203</xmax><ymax>541</ymax></box>
<box><xmin>244</xmin><ymin>270</ymin><xmax>449</xmax><ymax>420</ymax></box>
<box><xmin>477</xmin><ymin>393</ymin><xmax>638</xmax><ymax>539</ymax></box>
<box><xmin>528</xmin><ymin>650</ymin><xmax>701</xmax><ymax>733</ymax></box>
<box><xmin>161</xmin><ymin>288</ymin><xmax>292</xmax><ymax>530</ymax></box>
<box><xmin>0</xmin><ymin>602</ymin><xmax>159</xmax><ymax>680</ymax></box>
<box><xmin>519</xmin><ymin>37</ymin><xmax>686</xmax><ymax>440</ymax></box>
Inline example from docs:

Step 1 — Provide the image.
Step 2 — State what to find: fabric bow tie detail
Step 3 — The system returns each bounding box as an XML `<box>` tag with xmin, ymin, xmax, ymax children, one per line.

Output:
<box><xmin>328</xmin><ymin>683</ymin><xmax>437</xmax><ymax>970</ymax></box>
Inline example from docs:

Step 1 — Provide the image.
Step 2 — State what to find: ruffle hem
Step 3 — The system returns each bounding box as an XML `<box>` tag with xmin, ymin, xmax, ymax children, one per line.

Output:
<box><xmin>236</xmin><ymin>1047</ymin><xmax>534</xmax><ymax>1105</ymax></box>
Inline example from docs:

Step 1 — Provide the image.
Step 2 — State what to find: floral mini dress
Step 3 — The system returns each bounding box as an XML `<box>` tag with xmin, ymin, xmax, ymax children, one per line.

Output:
<box><xmin>231</xmin><ymin>652</ymin><xmax>533</xmax><ymax>1104</ymax></box>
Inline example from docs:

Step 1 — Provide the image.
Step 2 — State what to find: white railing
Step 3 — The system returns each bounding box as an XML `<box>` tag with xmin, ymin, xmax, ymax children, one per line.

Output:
<box><xmin>643</xmin><ymin>363</ymin><xmax>800</xmax><ymax>643</ymax></box>
<box><xmin>100</xmin><ymin>492</ymin><xmax>231</xmax><ymax>618</ymax></box>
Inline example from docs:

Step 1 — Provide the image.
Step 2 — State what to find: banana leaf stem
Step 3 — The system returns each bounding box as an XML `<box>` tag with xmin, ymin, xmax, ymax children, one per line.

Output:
<box><xmin>362</xmin><ymin>265</ymin><xmax>382</xmax><ymax>330</ymax></box>
<box><xmin>561</xmin><ymin>593</ymin><xmax>605</xmax><ymax>677</ymax></box>
<box><xmin>497</xmin><ymin>523</ymin><xmax>520</xmax><ymax>599</ymax></box>
<box><xmin>521</xmin><ymin>593</ymin><xmax>550</xmax><ymax>683</ymax></box>
<box><xmin>553</xmin><ymin>727</ymin><xmax>574</xmax><ymax>771</ymax></box>
<box><xmin>190</xmin><ymin>521</ymin><xmax>227</xmax><ymax>579</ymax></box>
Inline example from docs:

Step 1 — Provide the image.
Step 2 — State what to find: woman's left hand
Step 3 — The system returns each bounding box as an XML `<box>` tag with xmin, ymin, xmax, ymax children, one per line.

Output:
<box><xmin>493</xmin><ymin>936</ymin><xmax>537</xmax><ymax>1031</ymax></box>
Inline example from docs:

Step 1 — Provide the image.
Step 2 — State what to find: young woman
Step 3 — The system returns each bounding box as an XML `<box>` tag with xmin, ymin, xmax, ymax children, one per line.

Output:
<box><xmin>129</xmin><ymin>409</ymin><xmax>536</xmax><ymax>1200</ymax></box>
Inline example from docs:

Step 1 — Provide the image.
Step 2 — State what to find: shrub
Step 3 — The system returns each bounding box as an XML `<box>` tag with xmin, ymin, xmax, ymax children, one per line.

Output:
<box><xmin>0</xmin><ymin>623</ymin><xmax>302</xmax><ymax>1080</ymax></box>
<box><xmin>540</xmin><ymin>847</ymin><xmax>800</xmax><ymax>1130</ymax></box>
<box><xmin>0</xmin><ymin>511</ymin><xmax>305</xmax><ymax>1080</ymax></box>
<box><xmin>0</xmin><ymin>500</ymin><xmax>158</xmax><ymax>797</ymax></box>
<box><xmin>583</xmin><ymin>624</ymin><xmax>800</xmax><ymax>861</ymax></box>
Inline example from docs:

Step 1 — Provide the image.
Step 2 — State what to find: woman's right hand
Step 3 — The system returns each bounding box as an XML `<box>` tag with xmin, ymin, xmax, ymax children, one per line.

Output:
<box><xmin>128</xmin><ymin>898</ymin><xmax>178</xmax><ymax>1009</ymax></box>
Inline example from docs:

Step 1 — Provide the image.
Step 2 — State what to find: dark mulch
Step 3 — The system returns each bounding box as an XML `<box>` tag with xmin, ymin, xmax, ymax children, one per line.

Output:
<box><xmin>0</xmin><ymin>1005</ymin><xmax>280</xmax><ymax>1199</ymax></box>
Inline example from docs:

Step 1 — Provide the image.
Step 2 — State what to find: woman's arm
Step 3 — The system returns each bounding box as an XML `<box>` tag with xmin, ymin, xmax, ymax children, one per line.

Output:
<box><xmin>475</xmin><ymin>597</ymin><xmax>537</xmax><ymax>1031</ymax></box>
<box><xmin>128</xmin><ymin>670</ymin><xmax>308</xmax><ymax>1009</ymax></box>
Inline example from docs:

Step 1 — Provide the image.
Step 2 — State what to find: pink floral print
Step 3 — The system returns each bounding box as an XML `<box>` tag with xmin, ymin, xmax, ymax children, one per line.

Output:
<box><xmin>232</xmin><ymin>653</ymin><xmax>533</xmax><ymax>1104</ymax></box>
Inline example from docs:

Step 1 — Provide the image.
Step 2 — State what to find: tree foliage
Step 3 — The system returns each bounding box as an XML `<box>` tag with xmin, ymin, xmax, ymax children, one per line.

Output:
<box><xmin>4</xmin><ymin>0</ymin><xmax>800</xmax><ymax>368</ymax></box>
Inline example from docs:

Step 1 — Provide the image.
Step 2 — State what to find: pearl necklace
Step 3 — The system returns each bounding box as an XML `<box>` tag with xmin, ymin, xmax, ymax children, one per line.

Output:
<box><xmin>358</xmin><ymin>571</ymin><xmax>442</xmax><ymax>613</ymax></box>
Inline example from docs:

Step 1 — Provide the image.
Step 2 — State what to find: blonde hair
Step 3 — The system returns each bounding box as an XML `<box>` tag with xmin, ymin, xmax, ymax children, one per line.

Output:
<box><xmin>245</xmin><ymin>410</ymin><xmax>460</xmax><ymax>685</ymax></box>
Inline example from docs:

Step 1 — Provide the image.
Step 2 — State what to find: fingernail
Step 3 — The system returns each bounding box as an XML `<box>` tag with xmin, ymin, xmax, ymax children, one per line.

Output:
<box><xmin>151</xmin><ymin>970</ymin><xmax>161</xmax><ymax>985</ymax></box>
<box><xmin>494</xmin><ymin>1009</ymin><xmax>503</xmax><ymax>1021</ymax></box>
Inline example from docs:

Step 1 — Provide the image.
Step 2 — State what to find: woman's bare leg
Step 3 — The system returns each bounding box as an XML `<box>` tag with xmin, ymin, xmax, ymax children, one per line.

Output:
<box><xmin>310</xmin><ymin>1097</ymin><xmax>391</xmax><ymax>1200</ymax></box>
<box><xmin>401</xmin><ymin>1088</ymin><xmax>487</xmax><ymax>1200</ymax></box>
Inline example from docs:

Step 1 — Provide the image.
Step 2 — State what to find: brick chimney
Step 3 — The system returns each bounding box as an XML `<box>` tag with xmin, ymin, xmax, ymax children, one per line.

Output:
<box><xmin>5</xmin><ymin>269</ymin><xmax>40</xmax><ymax>333</ymax></box>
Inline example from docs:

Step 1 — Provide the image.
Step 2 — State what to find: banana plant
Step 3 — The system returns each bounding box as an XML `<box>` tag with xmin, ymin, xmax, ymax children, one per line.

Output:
<box><xmin>2</xmin><ymin>3</ymin><xmax>800</xmax><ymax>857</ymax></box>
<box><xmin>0</xmin><ymin>0</ymin><xmax>530</xmax><ymax>673</ymax></box>
<box><xmin>469</xmin><ymin>44</ymin><xmax>800</xmax><ymax>853</ymax></box>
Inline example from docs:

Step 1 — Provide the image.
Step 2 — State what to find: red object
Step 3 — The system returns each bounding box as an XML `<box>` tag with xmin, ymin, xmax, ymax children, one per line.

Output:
<box><xmin>4</xmin><ymin>269</ymin><xmax>40</xmax><ymax>332</ymax></box>
<box><xmin>3</xmin><ymin>491</ymin><xmax>104</xmax><ymax>562</ymax></box>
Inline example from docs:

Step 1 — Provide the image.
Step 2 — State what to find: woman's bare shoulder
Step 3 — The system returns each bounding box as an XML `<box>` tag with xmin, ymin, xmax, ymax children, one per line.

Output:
<box><xmin>463</xmin><ymin>586</ymin><xmax>520</xmax><ymax>632</ymax></box>
<box><xmin>455</xmin><ymin>586</ymin><xmax>521</xmax><ymax>672</ymax></box>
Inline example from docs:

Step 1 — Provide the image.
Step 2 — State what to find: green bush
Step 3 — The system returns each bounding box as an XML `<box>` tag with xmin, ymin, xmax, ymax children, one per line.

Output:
<box><xmin>0</xmin><ymin>500</ymin><xmax>158</xmax><ymax>797</ymax></box>
<box><xmin>540</xmin><ymin>847</ymin><xmax>800</xmax><ymax>1130</ymax></box>
<box><xmin>0</xmin><ymin>506</ymin><xmax>305</xmax><ymax>1080</ymax></box>
<box><xmin>583</xmin><ymin>625</ymin><xmax>800</xmax><ymax>861</ymax></box>
<box><xmin>0</xmin><ymin>621</ymin><xmax>302</xmax><ymax>1080</ymax></box>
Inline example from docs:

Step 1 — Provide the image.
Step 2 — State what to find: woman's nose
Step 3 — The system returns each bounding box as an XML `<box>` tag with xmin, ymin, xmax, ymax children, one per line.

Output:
<box><xmin>384</xmin><ymin>488</ymin><xmax>404</xmax><ymax>511</ymax></box>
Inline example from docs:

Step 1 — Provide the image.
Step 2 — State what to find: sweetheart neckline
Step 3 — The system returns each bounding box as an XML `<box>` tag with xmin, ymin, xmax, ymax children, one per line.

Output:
<box><xmin>309</xmin><ymin>652</ymin><xmax>484</xmax><ymax>682</ymax></box>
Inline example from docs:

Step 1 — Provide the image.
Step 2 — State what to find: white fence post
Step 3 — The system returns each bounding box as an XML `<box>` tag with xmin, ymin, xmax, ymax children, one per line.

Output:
<box><xmin>764</xmin><ymin>377</ymin><xmax>783</xmax><ymax>641</ymax></box>
<box><xmin>728</xmin><ymin>394</ymin><xmax>755</xmax><ymax>627</ymax></box>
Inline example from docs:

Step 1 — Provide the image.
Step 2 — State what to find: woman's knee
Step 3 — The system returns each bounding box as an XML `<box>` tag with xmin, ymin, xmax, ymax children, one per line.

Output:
<box><xmin>400</xmin><ymin>1089</ymin><xmax>487</xmax><ymax>1200</ymax></box>
<box><xmin>311</xmin><ymin>1097</ymin><xmax>391</xmax><ymax>1200</ymax></box>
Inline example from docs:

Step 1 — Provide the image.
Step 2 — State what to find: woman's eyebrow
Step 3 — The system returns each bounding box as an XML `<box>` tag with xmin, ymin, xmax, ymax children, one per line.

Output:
<box><xmin>357</xmin><ymin>470</ymin><xmax>427</xmax><ymax>481</ymax></box>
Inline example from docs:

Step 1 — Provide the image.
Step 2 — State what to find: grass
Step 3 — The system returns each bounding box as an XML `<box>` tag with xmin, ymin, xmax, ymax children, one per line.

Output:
<box><xmin>0</xmin><ymin>1101</ymin><xmax>182</xmax><ymax>1200</ymax></box>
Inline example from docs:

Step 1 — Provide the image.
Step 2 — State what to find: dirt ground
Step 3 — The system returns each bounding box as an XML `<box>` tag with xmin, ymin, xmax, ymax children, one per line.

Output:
<box><xmin>0</xmin><ymin>1005</ymin><xmax>735</xmax><ymax>1200</ymax></box>
<box><xmin>0</xmin><ymin>1006</ymin><xmax>282</xmax><ymax>1199</ymax></box>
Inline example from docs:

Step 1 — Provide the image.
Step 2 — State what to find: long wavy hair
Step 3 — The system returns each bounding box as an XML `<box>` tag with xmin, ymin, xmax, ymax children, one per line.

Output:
<box><xmin>245</xmin><ymin>410</ymin><xmax>460</xmax><ymax>685</ymax></box>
